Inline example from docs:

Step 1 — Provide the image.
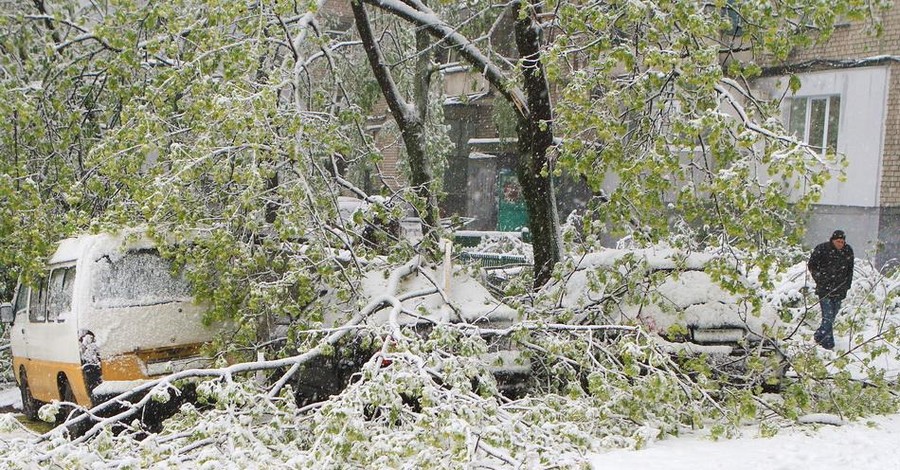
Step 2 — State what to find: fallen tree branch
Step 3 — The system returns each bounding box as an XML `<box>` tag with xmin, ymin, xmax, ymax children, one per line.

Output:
<box><xmin>44</xmin><ymin>256</ymin><xmax>425</xmax><ymax>444</ymax></box>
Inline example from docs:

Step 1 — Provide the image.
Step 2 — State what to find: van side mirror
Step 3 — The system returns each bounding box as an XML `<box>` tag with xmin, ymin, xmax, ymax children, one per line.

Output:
<box><xmin>0</xmin><ymin>303</ymin><xmax>12</xmax><ymax>324</ymax></box>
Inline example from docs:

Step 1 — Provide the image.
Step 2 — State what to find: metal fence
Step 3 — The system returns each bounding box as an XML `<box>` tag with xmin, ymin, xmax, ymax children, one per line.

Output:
<box><xmin>458</xmin><ymin>251</ymin><xmax>529</xmax><ymax>268</ymax></box>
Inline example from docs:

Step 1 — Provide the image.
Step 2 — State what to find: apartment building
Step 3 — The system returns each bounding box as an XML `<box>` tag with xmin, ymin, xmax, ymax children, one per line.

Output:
<box><xmin>756</xmin><ymin>8</ymin><xmax>900</xmax><ymax>267</ymax></box>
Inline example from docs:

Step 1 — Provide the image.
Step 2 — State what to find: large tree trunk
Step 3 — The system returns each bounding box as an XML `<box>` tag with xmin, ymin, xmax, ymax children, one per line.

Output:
<box><xmin>514</xmin><ymin>1</ymin><xmax>562</xmax><ymax>288</ymax></box>
<box><xmin>352</xmin><ymin>1</ymin><xmax>438</xmax><ymax>239</ymax></box>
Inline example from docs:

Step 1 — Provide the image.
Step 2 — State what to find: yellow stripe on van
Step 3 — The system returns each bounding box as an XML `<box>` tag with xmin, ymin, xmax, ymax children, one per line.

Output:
<box><xmin>102</xmin><ymin>343</ymin><xmax>206</xmax><ymax>381</ymax></box>
<box><xmin>13</xmin><ymin>341</ymin><xmax>209</xmax><ymax>409</ymax></box>
<box><xmin>100</xmin><ymin>354</ymin><xmax>145</xmax><ymax>381</ymax></box>
<box><xmin>12</xmin><ymin>357</ymin><xmax>93</xmax><ymax>407</ymax></box>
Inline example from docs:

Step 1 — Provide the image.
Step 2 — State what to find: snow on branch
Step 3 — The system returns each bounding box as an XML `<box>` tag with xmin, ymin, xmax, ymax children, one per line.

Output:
<box><xmin>714</xmin><ymin>79</ymin><xmax>829</xmax><ymax>167</ymax></box>
<box><xmin>288</xmin><ymin>0</ymin><xmax>328</xmax><ymax>58</ymax></box>
<box><xmin>363</xmin><ymin>0</ymin><xmax>530</xmax><ymax>118</ymax></box>
<box><xmin>352</xmin><ymin>0</ymin><xmax>417</xmax><ymax>123</ymax></box>
<box><xmin>47</xmin><ymin>256</ymin><xmax>424</xmax><ymax>443</ymax></box>
<box><xmin>21</xmin><ymin>14</ymin><xmax>121</xmax><ymax>53</ymax></box>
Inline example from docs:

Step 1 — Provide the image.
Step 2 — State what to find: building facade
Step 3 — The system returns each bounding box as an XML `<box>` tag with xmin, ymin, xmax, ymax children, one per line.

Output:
<box><xmin>757</xmin><ymin>8</ymin><xmax>900</xmax><ymax>267</ymax></box>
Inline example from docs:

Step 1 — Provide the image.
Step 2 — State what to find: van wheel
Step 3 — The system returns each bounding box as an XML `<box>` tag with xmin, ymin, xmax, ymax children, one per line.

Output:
<box><xmin>56</xmin><ymin>377</ymin><xmax>90</xmax><ymax>437</ymax></box>
<box><xmin>18</xmin><ymin>369</ymin><xmax>39</xmax><ymax>420</ymax></box>
<box><xmin>56</xmin><ymin>377</ymin><xmax>78</xmax><ymax>423</ymax></box>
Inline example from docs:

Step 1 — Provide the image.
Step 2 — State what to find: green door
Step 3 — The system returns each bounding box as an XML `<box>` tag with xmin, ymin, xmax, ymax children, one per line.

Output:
<box><xmin>497</xmin><ymin>169</ymin><xmax>529</xmax><ymax>231</ymax></box>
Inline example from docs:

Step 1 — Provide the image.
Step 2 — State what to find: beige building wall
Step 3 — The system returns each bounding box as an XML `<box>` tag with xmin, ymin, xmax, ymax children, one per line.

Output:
<box><xmin>788</xmin><ymin>8</ymin><xmax>900</xmax><ymax>61</ymax></box>
<box><xmin>883</xmin><ymin>70</ymin><xmax>900</xmax><ymax>206</ymax></box>
<box><xmin>781</xmin><ymin>8</ymin><xmax>900</xmax><ymax>206</ymax></box>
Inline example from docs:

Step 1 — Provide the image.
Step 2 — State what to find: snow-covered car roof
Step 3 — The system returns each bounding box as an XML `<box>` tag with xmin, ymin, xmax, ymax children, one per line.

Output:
<box><xmin>545</xmin><ymin>247</ymin><xmax>785</xmax><ymax>339</ymax></box>
<box><xmin>361</xmin><ymin>267</ymin><xmax>517</xmax><ymax>323</ymax></box>
<box><xmin>320</xmin><ymin>264</ymin><xmax>519</xmax><ymax>329</ymax></box>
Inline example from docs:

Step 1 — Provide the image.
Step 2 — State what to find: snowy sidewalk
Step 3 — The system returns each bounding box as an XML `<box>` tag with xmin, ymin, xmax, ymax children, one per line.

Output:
<box><xmin>590</xmin><ymin>414</ymin><xmax>900</xmax><ymax>470</ymax></box>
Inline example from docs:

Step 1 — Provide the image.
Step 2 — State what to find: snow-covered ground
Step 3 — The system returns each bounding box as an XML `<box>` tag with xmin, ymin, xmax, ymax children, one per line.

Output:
<box><xmin>590</xmin><ymin>413</ymin><xmax>900</xmax><ymax>469</ymax></box>
<box><xmin>584</xmin><ymin>252</ymin><xmax>900</xmax><ymax>469</ymax></box>
<box><xmin>0</xmin><ymin>386</ymin><xmax>19</xmax><ymax>410</ymax></box>
<box><xmin>2</xmin><ymin>380</ymin><xmax>900</xmax><ymax>469</ymax></box>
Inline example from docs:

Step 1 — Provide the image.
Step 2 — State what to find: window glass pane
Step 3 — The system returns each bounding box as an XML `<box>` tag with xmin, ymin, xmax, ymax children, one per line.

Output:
<box><xmin>92</xmin><ymin>249</ymin><xmax>192</xmax><ymax>309</ymax></box>
<box><xmin>808</xmin><ymin>98</ymin><xmax>827</xmax><ymax>151</ymax></box>
<box><xmin>788</xmin><ymin>98</ymin><xmax>807</xmax><ymax>139</ymax></box>
<box><xmin>47</xmin><ymin>267</ymin><xmax>75</xmax><ymax>322</ymax></box>
<box><xmin>827</xmin><ymin>95</ymin><xmax>841</xmax><ymax>151</ymax></box>
<box><xmin>726</xmin><ymin>0</ymin><xmax>743</xmax><ymax>36</ymax></box>
<box><xmin>29</xmin><ymin>277</ymin><xmax>47</xmax><ymax>323</ymax></box>
<box><xmin>47</xmin><ymin>270</ymin><xmax>64</xmax><ymax>322</ymax></box>
<box><xmin>14</xmin><ymin>283</ymin><xmax>29</xmax><ymax>316</ymax></box>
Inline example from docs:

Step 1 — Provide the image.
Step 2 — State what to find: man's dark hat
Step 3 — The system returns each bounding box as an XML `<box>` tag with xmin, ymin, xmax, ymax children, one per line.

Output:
<box><xmin>831</xmin><ymin>230</ymin><xmax>846</xmax><ymax>240</ymax></box>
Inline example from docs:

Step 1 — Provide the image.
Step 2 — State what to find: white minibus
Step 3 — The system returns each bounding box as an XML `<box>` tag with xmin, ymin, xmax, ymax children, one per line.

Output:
<box><xmin>0</xmin><ymin>231</ymin><xmax>217</xmax><ymax>419</ymax></box>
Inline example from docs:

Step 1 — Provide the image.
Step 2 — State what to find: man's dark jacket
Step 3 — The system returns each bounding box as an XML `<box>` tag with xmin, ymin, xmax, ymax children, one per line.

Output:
<box><xmin>808</xmin><ymin>241</ymin><xmax>854</xmax><ymax>299</ymax></box>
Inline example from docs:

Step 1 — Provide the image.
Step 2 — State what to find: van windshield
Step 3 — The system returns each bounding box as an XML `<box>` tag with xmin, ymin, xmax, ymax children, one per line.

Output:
<box><xmin>92</xmin><ymin>249</ymin><xmax>192</xmax><ymax>309</ymax></box>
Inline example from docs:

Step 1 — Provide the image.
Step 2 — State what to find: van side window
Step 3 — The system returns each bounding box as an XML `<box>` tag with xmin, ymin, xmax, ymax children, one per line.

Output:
<box><xmin>47</xmin><ymin>267</ymin><xmax>76</xmax><ymax>322</ymax></box>
<box><xmin>28</xmin><ymin>276</ymin><xmax>48</xmax><ymax>323</ymax></box>
<box><xmin>14</xmin><ymin>283</ymin><xmax>29</xmax><ymax>318</ymax></box>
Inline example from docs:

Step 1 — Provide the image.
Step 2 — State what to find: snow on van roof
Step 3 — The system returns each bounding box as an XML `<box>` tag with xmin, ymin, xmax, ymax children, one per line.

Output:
<box><xmin>48</xmin><ymin>230</ymin><xmax>156</xmax><ymax>265</ymax></box>
<box><xmin>50</xmin><ymin>236</ymin><xmax>94</xmax><ymax>265</ymax></box>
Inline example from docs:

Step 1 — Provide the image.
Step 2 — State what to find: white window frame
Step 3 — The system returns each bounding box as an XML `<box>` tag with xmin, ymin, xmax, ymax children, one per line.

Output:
<box><xmin>787</xmin><ymin>94</ymin><xmax>841</xmax><ymax>155</ymax></box>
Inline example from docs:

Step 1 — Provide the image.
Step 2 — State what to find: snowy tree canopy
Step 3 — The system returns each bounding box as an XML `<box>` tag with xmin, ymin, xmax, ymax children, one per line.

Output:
<box><xmin>1</xmin><ymin>0</ymin><xmax>899</xmax><ymax>468</ymax></box>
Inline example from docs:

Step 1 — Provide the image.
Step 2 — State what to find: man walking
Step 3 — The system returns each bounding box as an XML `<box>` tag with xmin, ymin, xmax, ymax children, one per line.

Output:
<box><xmin>807</xmin><ymin>230</ymin><xmax>855</xmax><ymax>350</ymax></box>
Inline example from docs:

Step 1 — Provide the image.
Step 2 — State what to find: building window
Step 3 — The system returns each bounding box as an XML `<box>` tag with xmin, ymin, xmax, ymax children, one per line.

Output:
<box><xmin>725</xmin><ymin>0</ymin><xmax>744</xmax><ymax>36</ymax></box>
<box><xmin>788</xmin><ymin>95</ymin><xmax>841</xmax><ymax>154</ymax></box>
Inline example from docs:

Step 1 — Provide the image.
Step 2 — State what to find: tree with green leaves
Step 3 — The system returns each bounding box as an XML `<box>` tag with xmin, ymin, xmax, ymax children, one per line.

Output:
<box><xmin>360</xmin><ymin>0</ymin><xmax>890</xmax><ymax>289</ymax></box>
<box><xmin>351</xmin><ymin>0</ymin><xmax>444</xmax><ymax>242</ymax></box>
<box><xmin>2</xmin><ymin>2</ymin><xmax>900</xmax><ymax>468</ymax></box>
<box><xmin>361</xmin><ymin>0</ymin><xmax>565</xmax><ymax>287</ymax></box>
<box><xmin>0</xmin><ymin>0</ymin><xmax>417</xmax><ymax>354</ymax></box>
<box><xmin>547</xmin><ymin>0</ymin><xmax>891</xmax><ymax>274</ymax></box>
